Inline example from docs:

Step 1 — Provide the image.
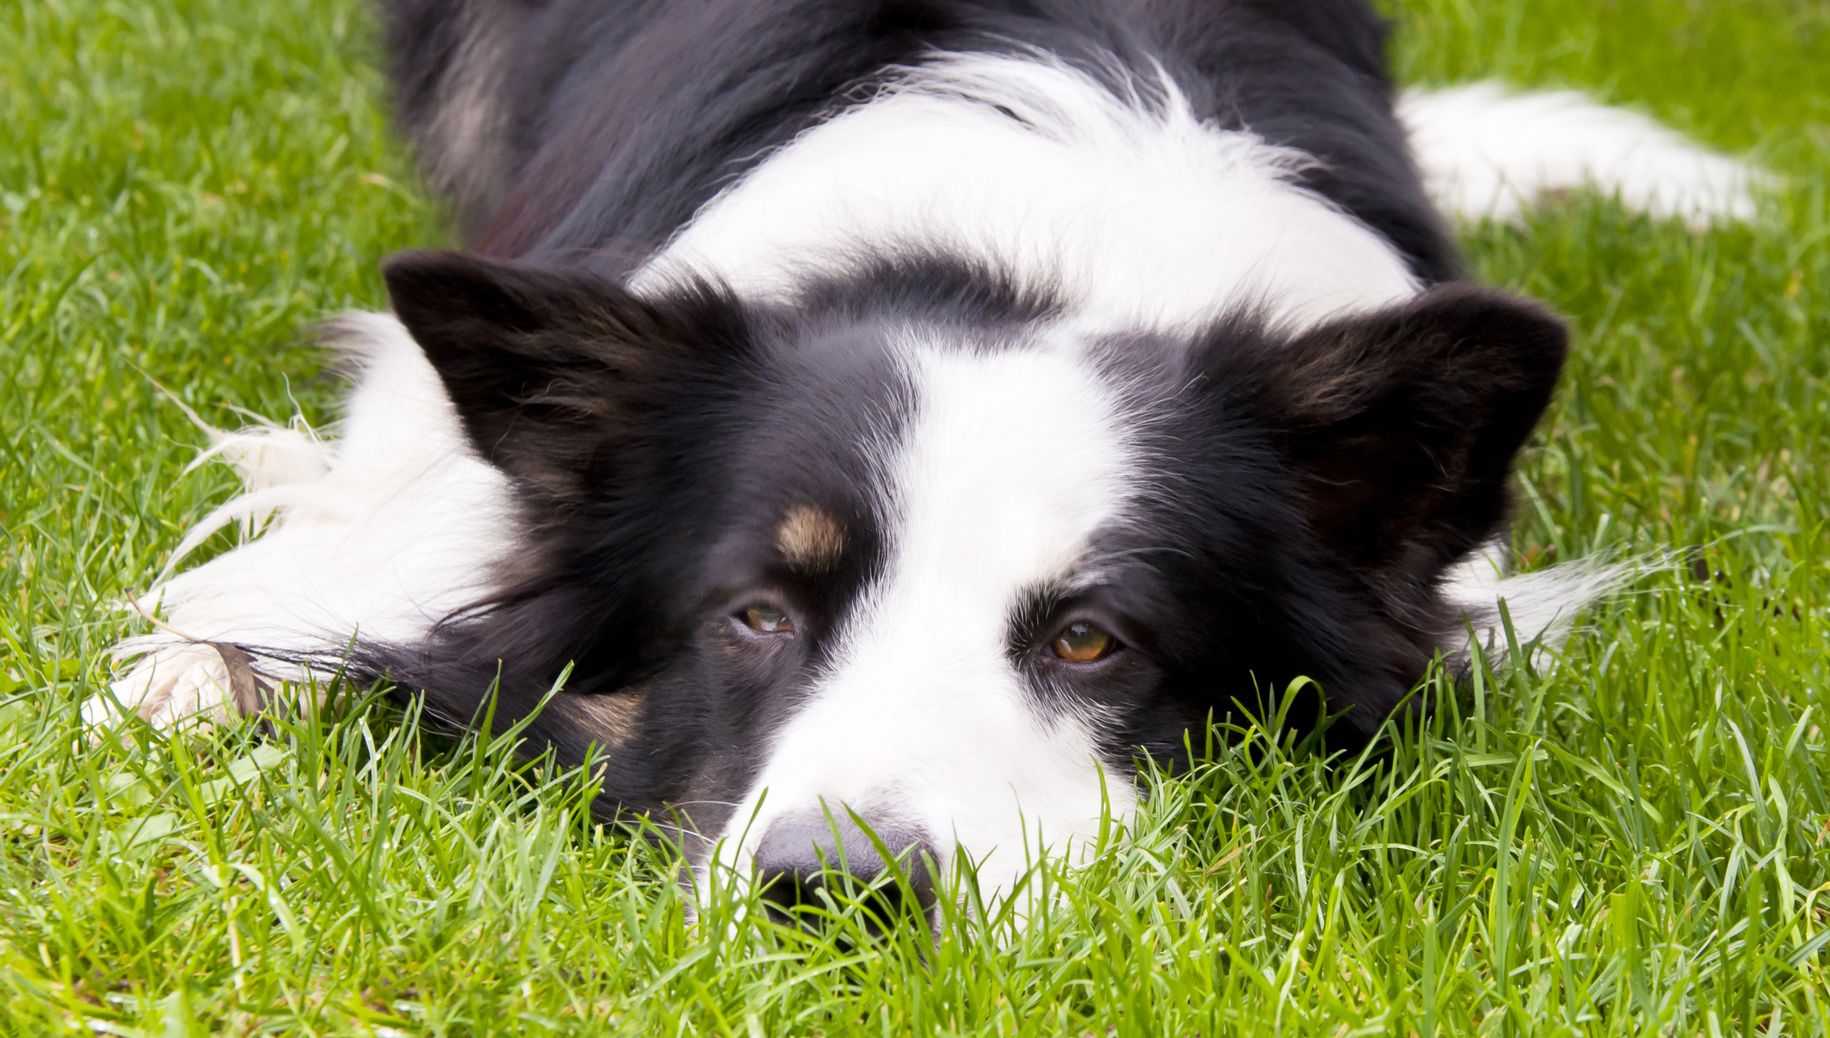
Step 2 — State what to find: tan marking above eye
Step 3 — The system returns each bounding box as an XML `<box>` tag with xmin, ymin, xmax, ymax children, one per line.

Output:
<box><xmin>775</xmin><ymin>504</ymin><xmax>847</xmax><ymax>571</ymax></box>
<box><xmin>1051</xmin><ymin>621</ymin><xmax>1116</xmax><ymax>663</ymax></box>
<box><xmin>743</xmin><ymin>604</ymin><xmax>795</xmax><ymax>635</ymax></box>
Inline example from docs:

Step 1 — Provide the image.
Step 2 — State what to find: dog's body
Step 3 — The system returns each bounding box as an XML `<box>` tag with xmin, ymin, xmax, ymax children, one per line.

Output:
<box><xmin>97</xmin><ymin>0</ymin><xmax>1757</xmax><ymax>912</ymax></box>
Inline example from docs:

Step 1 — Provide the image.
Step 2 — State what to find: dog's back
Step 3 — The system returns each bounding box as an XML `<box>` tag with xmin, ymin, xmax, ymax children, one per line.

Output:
<box><xmin>385</xmin><ymin>0</ymin><xmax>1460</xmax><ymax>282</ymax></box>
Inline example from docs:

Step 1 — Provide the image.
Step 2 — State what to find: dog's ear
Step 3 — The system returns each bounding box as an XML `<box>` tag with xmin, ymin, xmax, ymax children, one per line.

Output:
<box><xmin>1245</xmin><ymin>284</ymin><xmax>1568</xmax><ymax>592</ymax></box>
<box><xmin>382</xmin><ymin>250</ymin><xmax>697</xmax><ymax>501</ymax></box>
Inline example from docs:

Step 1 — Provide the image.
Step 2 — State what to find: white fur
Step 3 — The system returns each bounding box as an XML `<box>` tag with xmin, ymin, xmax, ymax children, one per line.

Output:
<box><xmin>1399</xmin><ymin>82</ymin><xmax>1765</xmax><ymax>227</ymax></box>
<box><xmin>1439</xmin><ymin>538</ymin><xmax>1634</xmax><ymax>668</ymax></box>
<box><xmin>87</xmin><ymin>314</ymin><xmax>520</xmax><ymax>727</ymax></box>
<box><xmin>639</xmin><ymin>52</ymin><xmax>1421</xmax><ymax>330</ymax></box>
<box><xmin>703</xmin><ymin>336</ymin><xmax>1142</xmax><ymax>910</ymax></box>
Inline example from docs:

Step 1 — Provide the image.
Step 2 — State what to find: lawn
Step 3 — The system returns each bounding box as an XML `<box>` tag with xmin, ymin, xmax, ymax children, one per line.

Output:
<box><xmin>2</xmin><ymin>0</ymin><xmax>1826</xmax><ymax>1033</ymax></box>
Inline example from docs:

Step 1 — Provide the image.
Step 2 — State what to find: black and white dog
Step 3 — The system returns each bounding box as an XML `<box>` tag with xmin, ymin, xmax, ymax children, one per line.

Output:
<box><xmin>96</xmin><ymin>0</ymin><xmax>1755</xmax><ymax>916</ymax></box>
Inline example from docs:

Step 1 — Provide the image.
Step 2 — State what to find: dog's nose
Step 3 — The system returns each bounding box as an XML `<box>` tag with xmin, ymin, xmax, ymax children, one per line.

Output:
<box><xmin>752</xmin><ymin>807</ymin><xmax>938</xmax><ymax>927</ymax></box>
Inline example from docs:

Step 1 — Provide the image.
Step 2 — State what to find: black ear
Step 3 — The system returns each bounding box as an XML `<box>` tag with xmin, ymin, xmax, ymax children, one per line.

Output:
<box><xmin>1252</xmin><ymin>284</ymin><xmax>1568</xmax><ymax>590</ymax></box>
<box><xmin>382</xmin><ymin>250</ymin><xmax>684</xmax><ymax>501</ymax></box>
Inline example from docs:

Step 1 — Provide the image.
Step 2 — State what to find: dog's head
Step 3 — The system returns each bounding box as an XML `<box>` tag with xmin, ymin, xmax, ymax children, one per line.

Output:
<box><xmin>379</xmin><ymin>249</ymin><xmax>1566</xmax><ymax>917</ymax></box>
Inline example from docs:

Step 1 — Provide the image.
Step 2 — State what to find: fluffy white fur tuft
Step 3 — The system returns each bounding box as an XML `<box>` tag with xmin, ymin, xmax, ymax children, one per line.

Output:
<box><xmin>1439</xmin><ymin>540</ymin><xmax>1640</xmax><ymax>670</ymax></box>
<box><xmin>87</xmin><ymin>313</ymin><xmax>520</xmax><ymax>728</ymax></box>
<box><xmin>1400</xmin><ymin>82</ymin><xmax>1767</xmax><ymax>227</ymax></box>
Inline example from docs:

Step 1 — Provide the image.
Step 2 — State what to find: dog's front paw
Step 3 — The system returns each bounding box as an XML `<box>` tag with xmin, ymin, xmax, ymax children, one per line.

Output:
<box><xmin>85</xmin><ymin>642</ymin><xmax>272</xmax><ymax>731</ymax></box>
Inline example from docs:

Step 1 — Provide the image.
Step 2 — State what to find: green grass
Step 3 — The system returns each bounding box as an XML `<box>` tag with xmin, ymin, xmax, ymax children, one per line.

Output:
<box><xmin>3</xmin><ymin>0</ymin><xmax>1826</xmax><ymax>1032</ymax></box>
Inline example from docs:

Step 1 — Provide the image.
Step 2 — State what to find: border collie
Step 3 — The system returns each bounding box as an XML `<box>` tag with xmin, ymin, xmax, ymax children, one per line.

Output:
<box><xmin>92</xmin><ymin>0</ymin><xmax>1758</xmax><ymax>920</ymax></box>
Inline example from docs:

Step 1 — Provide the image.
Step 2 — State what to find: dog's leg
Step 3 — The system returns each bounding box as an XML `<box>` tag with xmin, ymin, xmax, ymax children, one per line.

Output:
<box><xmin>1399</xmin><ymin>83</ymin><xmax>1768</xmax><ymax>227</ymax></box>
<box><xmin>88</xmin><ymin>313</ymin><xmax>517</xmax><ymax>729</ymax></box>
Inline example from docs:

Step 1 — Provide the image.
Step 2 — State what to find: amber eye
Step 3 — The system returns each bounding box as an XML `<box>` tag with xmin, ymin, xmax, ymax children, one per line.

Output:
<box><xmin>1051</xmin><ymin>621</ymin><xmax>1117</xmax><ymax>663</ymax></box>
<box><xmin>741</xmin><ymin>604</ymin><xmax>795</xmax><ymax>635</ymax></box>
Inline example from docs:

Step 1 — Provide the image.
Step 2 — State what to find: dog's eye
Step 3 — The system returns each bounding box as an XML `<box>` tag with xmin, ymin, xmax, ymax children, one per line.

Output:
<box><xmin>1051</xmin><ymin>621</ymin><xmax>1117</xmax><ymax>663</ymax></box>
<box><xmin>741</xmin><ymin>604</ymin><xmax>795</xmax><ymax>635</ymax></box>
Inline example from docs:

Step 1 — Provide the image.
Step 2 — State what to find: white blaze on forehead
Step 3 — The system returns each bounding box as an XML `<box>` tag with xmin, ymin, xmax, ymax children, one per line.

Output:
<box><xmin>884</xmin><ymin>345</ymin><xmax>1131</xmax><ymax>622</ymax></box>
<box><xmin>709</xmin><ymin>337</ymin><xmax>1142</xmax><ymax>905</ymax></box>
